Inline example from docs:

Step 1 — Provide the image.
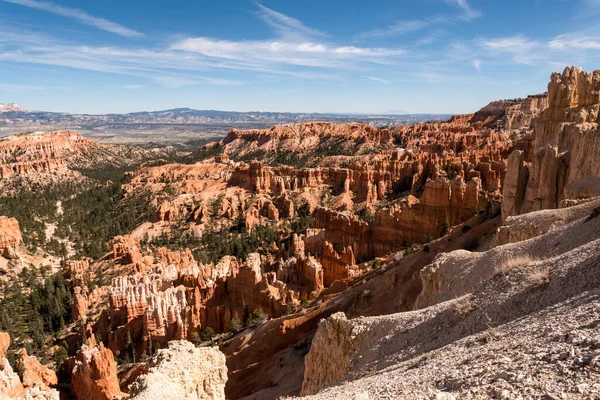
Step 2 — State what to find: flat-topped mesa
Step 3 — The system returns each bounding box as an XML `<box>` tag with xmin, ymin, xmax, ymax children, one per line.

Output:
<box><xmin>503</xmin><ymin>67</ymin><xmax>600</xmax><ymax>219</ymax></box>
<box><xmin>225</xmin><ymin>121</ymin><xmax>393</xmax><ymax>144</ymax></box>
<box><xmin>0</xmin><ymin>130</ymin><xmax>96</xmax><ymax>182</ymax></box>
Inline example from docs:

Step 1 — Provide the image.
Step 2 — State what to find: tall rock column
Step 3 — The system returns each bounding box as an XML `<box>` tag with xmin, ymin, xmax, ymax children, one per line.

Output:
<box><xmin>72</xmin><ymin>344</ymin><xmax>125</xmax><ymax>400</ymax></box>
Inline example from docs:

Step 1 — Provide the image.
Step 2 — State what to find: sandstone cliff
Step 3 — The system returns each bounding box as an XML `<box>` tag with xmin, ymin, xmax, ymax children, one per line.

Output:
<box><xmin>0</xmin><ymin>131</ymin><xmax>95</xmax><ymax>187</ymax></box>
<box><xmin>503</xmin><ymin>67</ymin><xmax>600</xmax><ymax>219</ymax></box>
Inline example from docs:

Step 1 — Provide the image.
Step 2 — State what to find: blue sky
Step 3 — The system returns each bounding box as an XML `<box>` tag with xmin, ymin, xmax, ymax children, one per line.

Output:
<box><xmin>1</xmin><ymin>0</ymin><xmax>600</xmax><ymax>114</ymax></box>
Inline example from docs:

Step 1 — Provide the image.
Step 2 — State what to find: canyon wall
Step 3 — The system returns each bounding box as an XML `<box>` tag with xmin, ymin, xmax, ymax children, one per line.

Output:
<box><xmin>0</xmin><ymin>130</ymin><xmax>95</xmax><ymax>183</ymax></box>
<box><xmin>503</xmin><ymin>67</ymin><xmax>600</xmax><ymax>219</ymax></box>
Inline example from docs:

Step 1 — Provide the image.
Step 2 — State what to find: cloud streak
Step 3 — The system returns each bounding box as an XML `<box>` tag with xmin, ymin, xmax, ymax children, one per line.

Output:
<box><xmin>171</xmin><ymin>38</ymin><xmax>404</xmax><ymax>68</ymax></box>
<box><xmin>358</xmin><ymin>0</ymin><xmax>481</xmax><ymax>39</ymax></box>
<box><xmin>256</xmin><ymin>3</ymin><xmax>324</xmax><ymax>39</ymax></box>
<box><xmin>171</xmin><ymin>4</ymin><xmax>405</xmax><ymax>70</ymax></box>
<box><xmin>1</xmin><ymin>0</ymin><xmax>143</xmax><ymax>37</ymax></box>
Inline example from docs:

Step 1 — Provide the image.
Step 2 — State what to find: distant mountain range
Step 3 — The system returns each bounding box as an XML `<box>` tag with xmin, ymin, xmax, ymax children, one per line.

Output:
<box><xmin>0</xmin><ymin>104</ymin><xmax>450</xmax><ymax>129</ymax></box>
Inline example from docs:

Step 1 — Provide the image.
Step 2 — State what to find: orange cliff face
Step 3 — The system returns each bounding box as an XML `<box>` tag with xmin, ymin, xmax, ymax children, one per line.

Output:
<box><xmin>0</xmin><ymin>216</ymin><xmax>21</xmax><ymax>256</ymax></box>
<box><xmin>503</xmin><ymin>67</ymin><xmax>600</xmax><ymax>220</ymax></box>
<box><xmin>69</xmin><ymin>241</ymin><xmax>301</xmax><ymax>358</ymax></box>
<box><xmin>224</xmin><ymin>121</ymin><xmax>393</xmax><ymax>149</ymax></box>
<box><xmin>125</xmin><ymin>95</ymin><xmax>547</xmax><ymax>264</ymax></box>
<box><xmin>0</xmin><ymin>130</ymin><xmax>97</xmax><ymax>188</ymax></box>
<box><xmin>0</xmin><ymin>216</ymin><xmax>22</xmax><ymax>276</ymax></box>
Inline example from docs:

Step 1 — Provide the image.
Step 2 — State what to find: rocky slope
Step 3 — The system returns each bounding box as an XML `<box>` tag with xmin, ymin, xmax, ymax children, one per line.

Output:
<box><xmin>0</xmin><ymin>217</ymin><xmax>22</xmax><ymax>277</ymax></box>
<box><xmin>298</xmin><ymin>197</ymin><xmax>600</xmax><ymax>399</ymax></box>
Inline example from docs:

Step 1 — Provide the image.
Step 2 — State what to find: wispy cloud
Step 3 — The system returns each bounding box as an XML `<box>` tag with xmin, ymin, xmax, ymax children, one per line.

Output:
<box><xmin>256</xmin><ymin>3</ymin><xmax>324</xmax><ymax>39</ymax></box>
<box><xmin>479</xmin><ymin>35</ymin><xmax>539</xmax><ymax>51</ymax></box>
<box><xmin>549</xmin><ymin>33</ymin><xmax>600</xmax><ymax>49</ymax></box>
<box><xmin>1</xmin><ymin>0</ymin><xmax>143</xmax><ymax>37</ymax></box>
<box><xmin>171</xmin><ymin>38</ymin><xmax>404</xmax><ymax>68</ymax></box>
<box><xmin>445</xmin><ymin>0</ymin><xmax>481</xmax><ymax>19</ymax></box>
<box><xmin>0</xmin><ymin>30</ymin><xmax>250</xmax><ymax>87</ymax></box>
<box><xmin>0</xmin><ymin>3</ymin><xmax>406</xmax><ymax>88</ymax></box>
<box><xmin>171</xmin><ymin>4</ymin><xmax>404</xmax><ymax>69</ymax></box>
<box><xmin>358</xmin><ymin>0</ymin><xmax>481</xmax><ymax>39</ymax></box>
<box><xmin>364</xmin><ymin>76</ymin><xmax>391</xmax><ymax>84</ymax></box>
<box><xmin>477</xmin><ymin>35</ymin><xmax>541</xmax><ymax>65</ymax></box>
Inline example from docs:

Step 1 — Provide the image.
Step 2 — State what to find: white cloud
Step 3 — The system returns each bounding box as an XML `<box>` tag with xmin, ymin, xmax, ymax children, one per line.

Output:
<box><xmin>124</xmin><ymin>84</ymin><xmax>143</xmax><ymax>89</ymax></box>
<box><xmin>256</xmin><ymin>3</ymin><xmax>324</xmax><ymax>39</ymax></box>
<box><xmin>364</xmin><ymin>76</ymin><xmax>391</xmax><ymax>84</ymax></box>
<box><xmin>171</xmin><ymin>5</ymin><xmax>404</xmax><ymax>69</ymax></box>
<box><xmin>445</xmin><ymin>0</ymin><xmax>481</xmax><ymax>19</ymax></box>
<box><xmin>473</xmin><ymin>59</ymin><xmax>481</xmax><ymax>70</ymax></box>
<box><xmin>0</xmin><ymin>30</ymin><xmax>251</xmax><ymax>87</ymax></box>
<box><xmin>549</xmin><ymin>34</ymin><xmax>600</xmax><ymax>50</ymax></box>
<box><xmin>358</xmin><ymin>0</ymin><xmax>480</xmax><ymax>39</ymax></box>
<box><xmin>476</xmin><ymin>35</ymin><xmax>542</xmax><ymax>65</ymax></box>
<box><xmin>479</xmin><ymin>35</ymin><xmax>538</xmax><ymax>52</ymax></box>
<box><xmin>171</xmin><ymin>37</ymin><xmax>403</xmax><ymax>68</ymax></box>
<box><xmin>1</xmin><ymin>0</ymin><xmax>143</xmax><ymax>37</ymax></box>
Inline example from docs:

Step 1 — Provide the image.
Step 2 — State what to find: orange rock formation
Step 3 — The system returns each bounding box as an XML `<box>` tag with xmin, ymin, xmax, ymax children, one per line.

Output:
<box><xmin>503</xmin><ymin>67</ymin><xmax>600</xmax><ymax>219</ymax></box>
<box><xmin>72</xmin><ymin>343</ymin><xmax>125</xmax><ymax>400</ymax></box>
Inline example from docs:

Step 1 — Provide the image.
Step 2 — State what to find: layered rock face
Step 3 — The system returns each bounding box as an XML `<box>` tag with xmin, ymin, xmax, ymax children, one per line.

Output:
<box><xmin>71</xmin><ymin>343</ymin><xmax>125</xmax><ymax>400</ymax></box>
<box><xmin>224</xmin><ymin>121</ymin><xmax>393</xmax><ymax>155</ymax></box>
<box><xmin>503</xmin><ymin>67</ymin><xmax>600</xmax><ymax>219</ymax></box>
<box><xmin>0</xmin><ymin>217</ymin><xmax>21</xmax><ymax>257</ymax></box>
<box><xmin>129</xmin><ymin>341</ymin><xmax>227</xmax><ymax>400</ymax></box>
<box><xmin>309</xmin><ymin>174</ymin><xmax>484</xmax><ymax>263</ymax></box>
<box><xmin>0</xmin><ymin>131</ymin><xmax>95</xmax><ymax>183</ymax></box>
